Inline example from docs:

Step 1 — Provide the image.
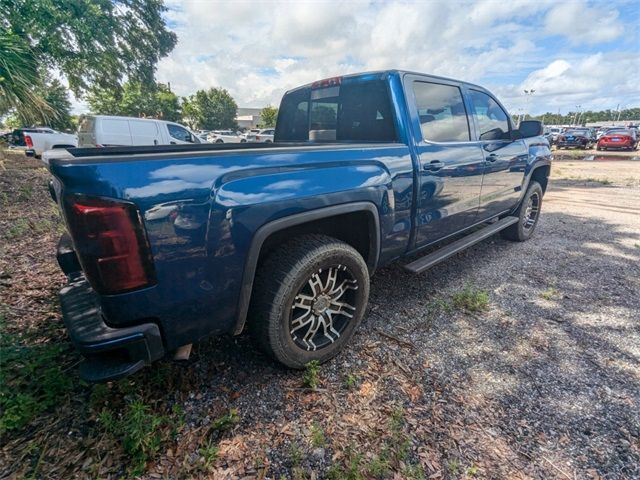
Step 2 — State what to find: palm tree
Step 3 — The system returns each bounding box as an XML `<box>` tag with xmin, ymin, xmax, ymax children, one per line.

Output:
<box><xmin>0</xmin><ymin>30</ymin><xmax>51</xmax><ymax>124</ymax></box>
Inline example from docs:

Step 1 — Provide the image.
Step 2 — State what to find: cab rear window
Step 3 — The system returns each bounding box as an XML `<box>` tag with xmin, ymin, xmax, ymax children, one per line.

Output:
<box><xmin>276</xmin><ymin>79</ymin><xmax>397</xmax><ymax>143</ymax></box>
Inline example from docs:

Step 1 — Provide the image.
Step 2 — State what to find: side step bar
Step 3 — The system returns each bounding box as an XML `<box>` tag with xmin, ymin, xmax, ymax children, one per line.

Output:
<box><xmin>404</xmin><ymin>216</ymin><xmax>519</xmax><ymax>274</ymax></box>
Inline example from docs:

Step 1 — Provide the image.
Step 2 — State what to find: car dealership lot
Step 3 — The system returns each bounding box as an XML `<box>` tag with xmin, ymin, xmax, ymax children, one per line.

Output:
<box><xmin>1</xmin><ymin>150</ymin><xmax>638</xmax><ymax>479</ymax></box>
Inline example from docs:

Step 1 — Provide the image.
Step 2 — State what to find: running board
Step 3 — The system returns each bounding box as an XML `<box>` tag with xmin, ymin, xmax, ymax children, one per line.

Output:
<box><xmin>404</xmin><ymin>216</ymin><xmax>519</xmax><ymax>274</ymax></box>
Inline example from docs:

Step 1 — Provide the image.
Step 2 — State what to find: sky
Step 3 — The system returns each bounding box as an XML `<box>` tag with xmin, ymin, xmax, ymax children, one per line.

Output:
<box><xmin>77</xmin><ymin>0</ymin><xmax>640</xmax><ymax>117</ymax></box>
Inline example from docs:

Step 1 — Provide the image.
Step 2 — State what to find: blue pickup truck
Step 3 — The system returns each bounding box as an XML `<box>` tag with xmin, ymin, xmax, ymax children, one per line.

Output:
<box><xmin>49</xmin><ymin>70</ymin><xmax>551</xmax><ymax>382</ymax></box>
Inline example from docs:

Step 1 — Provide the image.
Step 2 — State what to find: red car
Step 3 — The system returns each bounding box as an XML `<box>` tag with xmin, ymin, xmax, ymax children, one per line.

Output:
<box><xmin>597</xmin><ymin>129</ymin><xmax>637</xmax><ymax>151</ymax></box>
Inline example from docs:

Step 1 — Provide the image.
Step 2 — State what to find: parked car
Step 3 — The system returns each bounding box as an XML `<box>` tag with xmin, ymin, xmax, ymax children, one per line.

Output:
<box><xmin>47</xmin><ymin>70</ymin><xmax>551</xmax><ymax>382</ymax></box>
<box><xmin>544</xmin><ymin>127</ymin><xmax>562</xmax><ymax>144</ymax></box>
<box><xmin>206</xmin><ymin>130</ymin><xmax>246</xmax><ymax>143</ymax></box>
<box><xmin>20</xmin><ymin>127</ymin><xmax>78</xmax><ymax>158</ymax></box>
<box><xmin>77</xmin><ymin>116</ymin><xmax>201</xmax><ymax>148</ymax></box>
<box><xmin>245</xmin><ymin>128</ymin><xmax>275</xmax><ymax>143</ymax></box>
<box><xmin>556</xmin><ymin>129</ymin><xmax>592</xmax><ymax>149</ymax></box>
<box><xmin>597</xmin><ymin>129</ymin><xmax>637</xmax><ymax>151</ymax></box>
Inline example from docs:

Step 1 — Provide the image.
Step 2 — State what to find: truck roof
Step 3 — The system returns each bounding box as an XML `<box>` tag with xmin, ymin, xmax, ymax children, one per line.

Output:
<box><xmin>285</xmin><ymin>69</ymin><xmax>489</xmax><ymax>95</ymax></box>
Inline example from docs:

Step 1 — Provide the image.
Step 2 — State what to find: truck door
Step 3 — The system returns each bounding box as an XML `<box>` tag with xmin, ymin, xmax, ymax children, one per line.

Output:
<box><xmin>466</xmin><ymin>89</ymin><xmax>528</xmax><ymax>219</ymax></box>
<box><xmin>406</xmin><ymin>78</ymin><xmax>485</xmax><ymax>248</ymax></box>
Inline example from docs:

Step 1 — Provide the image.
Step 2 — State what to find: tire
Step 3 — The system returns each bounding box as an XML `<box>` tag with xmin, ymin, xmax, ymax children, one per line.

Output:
<box><xmin>501</xmin><ymin>181</ymin><xmax>544</xmax><ymax>242</ymax></box>
<box><xmin>596</xmin><ymin>145</ymin><xmax>602</xmax><ymax>151</ymax></box>
<box><xmin>249</xmin><ymin>234</ymin><xmax>370</xmax><ymax>368</ymax></box>
<box><xmin>216</xmin><ymin>139</ymin><xmax>223</xmax><ymax>143</ymax></box>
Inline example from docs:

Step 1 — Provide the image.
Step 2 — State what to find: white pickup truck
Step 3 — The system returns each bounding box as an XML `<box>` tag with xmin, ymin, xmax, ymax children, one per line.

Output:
<box><xmin>24</xmin><ymin>128</ymin><xmax>78</xmax><ymax>157</ymax></box>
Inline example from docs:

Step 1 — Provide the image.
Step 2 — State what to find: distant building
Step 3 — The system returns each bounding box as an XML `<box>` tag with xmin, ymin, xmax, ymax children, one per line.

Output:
<box><xmin>236</xmin><ymin>107</ymin><xmax>263</xmax><ymax>129</ymax></box>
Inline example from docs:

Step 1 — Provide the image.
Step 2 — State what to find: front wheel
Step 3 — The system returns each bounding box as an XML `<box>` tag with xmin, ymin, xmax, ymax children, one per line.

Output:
<box><xmin>501</xmin><ymin>181</ymin><xmax>543</xmax><ymax>242</ymax></box>
<box><xmin>249</xmin><ymin>234</ymin><xmax>370</xmax><ymax>368</ymax></box>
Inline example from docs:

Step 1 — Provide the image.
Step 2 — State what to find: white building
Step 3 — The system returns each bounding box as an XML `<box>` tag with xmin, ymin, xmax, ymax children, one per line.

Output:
<box><xmin>236</xmin><ymin>107</ymin><xmax>263</xmax><ymax>129</ymax></box>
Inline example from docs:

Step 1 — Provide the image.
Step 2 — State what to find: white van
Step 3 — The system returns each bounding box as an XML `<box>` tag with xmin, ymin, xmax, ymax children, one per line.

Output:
<box><xmin>78</xmin><ymin>115</ymin><xmax>201</xmax><ymax>147</ymax></box>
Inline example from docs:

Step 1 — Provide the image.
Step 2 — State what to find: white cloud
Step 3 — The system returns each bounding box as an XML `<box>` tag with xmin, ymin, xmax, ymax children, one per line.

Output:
<box><xmin>70</xmin><ymin>0</ymin><xmax>637</xmax><ymax>117</ymax></box>
<box><xmin>545</xmin><ymin>3</ymin><xmax>623</xmax><ymax>44</ymax></box>
<box><xmin>496</xmin><ymin>52</ymin><xmax>640</xmax><ymax>114</ymax></box>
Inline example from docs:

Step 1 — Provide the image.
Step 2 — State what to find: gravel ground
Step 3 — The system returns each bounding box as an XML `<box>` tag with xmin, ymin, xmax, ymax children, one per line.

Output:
<box><xmin>1</xmin><ymin>152</ymin><xmax>639</xmax><ymax>479</ymax></box>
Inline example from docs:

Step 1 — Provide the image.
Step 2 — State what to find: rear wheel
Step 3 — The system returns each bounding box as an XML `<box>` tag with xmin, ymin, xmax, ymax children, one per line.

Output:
<box><xmin>216</xmin><ymin>139</ymin><xmax>223</xmax><ymax>143</ymax></box>
<box><xmin>501</xmin><ymin>181</ymin><xmax>543</xmax><ymax>242</ymax></box>
<box><xmin>249</xmin><ymin>234</ymin><xmax>370</xmax><ymax>368</ymax></box>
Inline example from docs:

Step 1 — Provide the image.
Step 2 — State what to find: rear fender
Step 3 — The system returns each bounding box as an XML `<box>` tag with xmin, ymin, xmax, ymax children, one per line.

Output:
<box><xmin>210</xmin><ymin>164</ymin><xmax>390</xmax><ymax>335</ymax></box>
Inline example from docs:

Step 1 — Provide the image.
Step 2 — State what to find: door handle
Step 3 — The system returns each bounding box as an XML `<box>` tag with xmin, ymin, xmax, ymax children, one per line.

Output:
<box><xmin>485</xmin><ymin>153</ymin><xmax>498</xmax><ymax>162</ymax></box>
<box><xmin>423</xmin><ymin>160</ymin><xmax>444</xmax><ymax>171</ymax></box>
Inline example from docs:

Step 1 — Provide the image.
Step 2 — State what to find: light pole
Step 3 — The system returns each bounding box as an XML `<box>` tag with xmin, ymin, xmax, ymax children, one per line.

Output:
<box><xmin>523</xmin><ymin>89</ymin><xmax>535</xmax><ymax>124</ymax></box>
<box><xmin>573</xmin><ymin>105</ymin><xmax>582</xmax><ymax>126</ymax></box>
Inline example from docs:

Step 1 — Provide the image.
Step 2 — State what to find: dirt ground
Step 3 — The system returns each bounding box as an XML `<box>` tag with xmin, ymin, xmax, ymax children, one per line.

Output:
<box><xmin>1</xmin><ymin>151</ymin><xmax>639</xmax><ymax>479</ymax></box>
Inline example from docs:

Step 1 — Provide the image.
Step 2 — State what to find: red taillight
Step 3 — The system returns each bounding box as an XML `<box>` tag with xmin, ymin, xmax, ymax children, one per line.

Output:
<box><xmin>64</xmin><ymin>196</ymin><xmax>155</xmax><ymax>294</ymax></box>
<box><xmin>25</xmin><ymin>135</ymin><xmax>33</xmax><ymax>148</ymax></box>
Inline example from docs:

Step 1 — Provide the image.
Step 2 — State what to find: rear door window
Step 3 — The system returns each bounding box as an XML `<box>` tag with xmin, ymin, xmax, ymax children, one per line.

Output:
<box><xmin>412</xmin><ymin>81</ymin><xmax>471</xmax><ymax>142</ymax></box>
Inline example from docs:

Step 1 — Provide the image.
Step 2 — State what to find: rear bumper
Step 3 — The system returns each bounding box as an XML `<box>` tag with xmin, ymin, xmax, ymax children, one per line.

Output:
<box><xmin>556</xmin><ymin>141</ymin><xmax>588</xmax><ymax>148</ymax></box>
<box><xmin>598</xmin><ymin>141</ymin><xmax>633</xmax><ymax>149</ymax></box>
<box><xmin>59</xmin><ymin>274</ymin><xmax>165</xmax><ymax>382</ymax></box>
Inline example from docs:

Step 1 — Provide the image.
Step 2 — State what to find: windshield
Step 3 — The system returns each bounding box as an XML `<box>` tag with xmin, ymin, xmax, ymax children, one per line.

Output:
<box><xmin>276</xmin><ymin>78</ymin><xmax>397</xmax><ymax>143</ymax></box>
<box><xmin>565</xmin><ymin>130</ymin><xmax>586</xmax><ymax>136</ymax></box>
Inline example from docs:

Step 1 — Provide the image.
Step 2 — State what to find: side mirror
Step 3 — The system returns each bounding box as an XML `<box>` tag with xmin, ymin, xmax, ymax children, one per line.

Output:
<box><xmin>518</xmin><ymin>120</ymin><xmax>544</xmax><ymax>138</ymax></box>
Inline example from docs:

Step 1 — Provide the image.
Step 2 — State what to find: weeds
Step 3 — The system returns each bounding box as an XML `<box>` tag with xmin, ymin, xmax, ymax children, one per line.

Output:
<box><xmin>0</xmin><ymin>337</ymin><xmax>74</xmax><ymax>434</ymax></box>
<box><xmin>452</xmin><ymin>285</ymin><xmax>489</xmax><ymax>312</ymax></box>
<box><xmin>426</xmin><ymin>296</ymin><xmax>452</xmax><ymax>316</ymax></box>
<box><xmin>210</xmin><ymin>408</ymin><xmax>240</xmax><ymax>432</ymax></box>
<box><xmin>303</xmin><ymin>360</ymin><xmax>321</xmax><ymax>389</ymax></box>
<box><xmin>198</xmin><ymin>439</ymin><xmax>219</xmax><ymax>472</ymax></box>
<box><xmin>448</xmin><ymin>458</ymin><xmax>460</xmax><ymax>475</ymax></box>
<box><xmin>310</xmin><ymin>421</ymin><xmax>326</xmax><ymax>447</ymax></box>
<box><xmin>326</xmin><ymin>444</ymin><xmax>364</xmax><ymax>480</ymax></box>
<box><xmin>540</xmin><ymin>286</ymin><xmax>560</xmax><ymax>300</ymax></box>
<box><xmin>344</xmin><ymin>373</ymin><xmax>358</xmax><ymax>390</ymax></box>
<box><xmin>96</xmin><ymin>397</ymin><xmax>178</xmax><ymax>476</ymax></box>
<box><xmin>467</xmin><ymin>465</ymin><xmax>479</xmax><ymax>477</ymax></box>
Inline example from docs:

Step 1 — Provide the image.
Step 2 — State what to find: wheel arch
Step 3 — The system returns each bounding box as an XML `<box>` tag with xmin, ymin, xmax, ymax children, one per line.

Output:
<box><xmin>529</xmin><ymin>163</ymin><xmax>551</xmax><ymax>193</ymax></box>
<box><xmin>231</xmin><ymin>202</ymin><xmax>380</xmax><ymax>335</ymax></box>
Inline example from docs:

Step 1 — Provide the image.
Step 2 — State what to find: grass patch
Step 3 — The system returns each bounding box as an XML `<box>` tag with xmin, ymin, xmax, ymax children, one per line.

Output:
<box><xmin>540</xmin><ymin>286</ymin><xmax>560</xmax><ymax>300</ymax></box>
<box><xmin>302</xmin><ymin>360</ymin><xmax>321</xmax><ymax>389</ymax></box>
<box><xmin>310</xmin><ymin>421</ymin><xmax>326</xmax><ymax>448</ymax></box>
<box><xmin>451</xmin><ymin>285</ymin><xmax>489</xmax><ymax>312</ymax></box>
<box><xmin>97</xmin><ymin>396</ymin><xmax>180</xmax><ymax>476</ymax></box>
<box><xmin>210</xmin><ymin>408</ymin><xmax>240</xmax><ymax>432</ymax></box>
<box><xmin>344</xmin><ymin>373</ymin><xmax>359</xmax><ymax>390</ymax></box>
<box><xmin>0</xmin><ymin>335</ymin><xmax>74</xmax><ymax>434</ymax></box>
<box><xmin>198</xmin><ymin>439</ymin><xmax>219</xmax><ymax>472</ymax></box>
<box><xmin>426</xmin><ymin>297</ymin><xmax>453</xmax><ymax>316</ymax></box>
<box><xmin>326</xmin><ymin>444</ymin><xmax>364</xmax><ymax>480</ymax></box>
<box><xmin>327</xmin><ymin>407</ymin><xmax>414</xmax><ymax>479</ymax></box>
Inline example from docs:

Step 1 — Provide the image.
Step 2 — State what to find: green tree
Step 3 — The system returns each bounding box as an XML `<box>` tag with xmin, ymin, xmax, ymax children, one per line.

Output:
<box><xmin>1</xmin><ymin>0</ymin><xmax>177</xmax><ymax>95</ymax></box>
<box><xmin>260</xmin><ymin>106</ymin><xmax>279</xmax><ymax>128</ymax></box>
<box><xmin>87</xmin><ymin>81</ymin><xmax>180</xmax><ymax>121</ymax></box>
<box><xmin>0</xmin><ymin>29</ymin><xmax>50</xmax><ymax>122</ymax></box>
<box><xmin>182</xmin><ymin>88</ymin><xmax>238</xmax><ymax>130</ymax></box>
